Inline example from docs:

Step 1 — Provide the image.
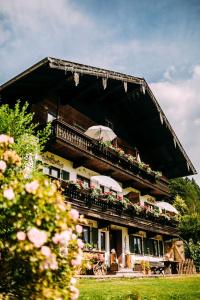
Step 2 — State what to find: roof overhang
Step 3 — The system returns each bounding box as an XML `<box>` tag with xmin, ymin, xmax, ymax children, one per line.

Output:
<box><xmin>0</xmin><ymin>57</ymin><xmax>197</xmax><ymax>179</ymax></box>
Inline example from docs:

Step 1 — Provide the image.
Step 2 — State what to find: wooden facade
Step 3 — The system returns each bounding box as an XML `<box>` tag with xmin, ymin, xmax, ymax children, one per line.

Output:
<box><xmin>0</xmin><ymin>57</ymin><xmax>197</xmax><ymax>275</ymax></box>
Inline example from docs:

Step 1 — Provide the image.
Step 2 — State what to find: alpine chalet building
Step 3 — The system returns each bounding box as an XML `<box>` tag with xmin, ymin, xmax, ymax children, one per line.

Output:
<box><xmin>0</xmin><ymin>57</ymin><xmax>196</xmax><ymax>275</ymax></box>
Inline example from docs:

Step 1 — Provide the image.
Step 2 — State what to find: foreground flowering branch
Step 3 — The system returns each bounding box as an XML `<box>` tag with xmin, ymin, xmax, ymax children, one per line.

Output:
<box><xmin>0</xmin><ymin>135</ymin><xmax>84</xmax><ymax>300</ymax></box>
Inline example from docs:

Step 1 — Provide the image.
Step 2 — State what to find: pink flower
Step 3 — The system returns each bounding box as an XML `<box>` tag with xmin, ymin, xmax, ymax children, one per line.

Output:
<box><xmin>52</xmin><ymin>230</ymin><xmax>71</xmax><ymax>245</ymax></box>
<box><xmin>60</xmin><ymin>245</ymin><xmax>68</xmax><ymax>256</ymax></box>
<box><xmin>41</xmin><ymin>246</ymin><xmax>51</xmax><ymax>257</ymax></box>
<box><xmin>70</xmin><ymin>209</ymin><xmax>79</xmax><ymax>221</ymax></box>
<box><xmin>0</xmin><ymin>160</ymin><xmax>6</xmax><ymax>172</ymax></box>
<box><xmin>17</xmin><ymin>231</ymin><xmax>26</xmax><ymax>241</ymax></box>
<box><xmin>71</xmin><ymin>254</ymin><xmax>82</xmax><ymax>266</ymax></box>
<box><xmin>70</xmin><ymin>277</ymin><xmax>77</xmax><ymax>285</ymax></box>
<box><xmin>25</xmin><ymin>180</ymin><xmax>39</xmax><ymax>194</ymax></box>
<box><xmin>0</xmin><ymin>135</ymin><xmax>14</xmax><ymax>144</ymax></box>
<box><xmin>77</xmin><ymin>239</ymin><xmax>84</xmax><ymax>249</ymax></box>
<box><xmin>49</xmin><ymin>254</ymin><xmax>58</xmax><ymax>270</ymax></box>
<box><xmin>70</xmin><ymin>286</ymin><xmax>79</xmax><ymax>300</ymax></box>
<box><xmin>76</xmin><ymin>225</ymin><xmax>82</xmax><ymax>234</ymax></box>
<box><xmin>27</xmin><ymin>228</ymin><xmax>47</xmax><ymax>248</ymax></box>
<box><xmin>3</xmin><ymin>188</ymin><xmax>15</xmax><ymax>200</ymax></box>
<box><xmin>52</xmin><ymin>233</ymin><xmax>61</xmax><ymax>244</ymax></box>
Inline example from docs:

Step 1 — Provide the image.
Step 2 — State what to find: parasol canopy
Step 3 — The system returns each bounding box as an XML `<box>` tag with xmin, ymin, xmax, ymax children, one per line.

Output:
<box><xmin>91</xmin><ymin>175</ymin><xmax>122</xmax><ymax>192</ymax></box>
<box><xmin>85</xmin><ymin>125</ymin><xmax>117</xmax><ymax>142</ymax></box>
<box><xmin>156</xmin><ymin>201</ymin><xmax>179</xmax><ymax>214</ymax></box>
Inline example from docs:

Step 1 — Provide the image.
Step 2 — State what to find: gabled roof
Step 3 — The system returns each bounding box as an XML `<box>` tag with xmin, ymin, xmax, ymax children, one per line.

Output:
<box><xmin>0</xmin><ymin>57</ymin><xmax>197</xmax><ymax>179</ymax></box>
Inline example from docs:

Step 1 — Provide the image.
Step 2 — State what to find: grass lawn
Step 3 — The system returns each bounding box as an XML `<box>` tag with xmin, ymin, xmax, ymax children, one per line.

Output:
<box><xmin>78</xmin><ymin>275</ymin><xmax>200</xmax><ymax>300</ymax></box>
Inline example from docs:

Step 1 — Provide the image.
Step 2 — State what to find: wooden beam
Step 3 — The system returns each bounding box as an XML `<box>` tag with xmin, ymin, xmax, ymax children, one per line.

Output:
<box><xmin>73</xmin><ymin>157</ymin><xmax>88</xmax><ymax>169</ymax></box>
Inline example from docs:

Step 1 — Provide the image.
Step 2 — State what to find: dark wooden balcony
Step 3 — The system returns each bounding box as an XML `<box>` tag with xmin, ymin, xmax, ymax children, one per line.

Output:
<box><xmin>49</xmin><ymin>119</ymin><xmax>170</xmax><ymax>197</ymax></box>
<box><xmin>62</xmin><ymin>183</ymin><xmax>179</xmax><ymax>237</ymax></box>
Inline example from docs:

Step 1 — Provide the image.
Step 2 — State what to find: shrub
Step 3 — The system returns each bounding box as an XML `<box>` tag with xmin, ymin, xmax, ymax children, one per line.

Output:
<box><xmin>0</xmin><ymin>135</ymin><xmax>83</xmax><ymax>300</ymax></box>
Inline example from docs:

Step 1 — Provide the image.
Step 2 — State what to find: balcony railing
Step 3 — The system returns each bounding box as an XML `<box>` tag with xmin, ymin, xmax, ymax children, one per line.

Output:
<box><xmin>61</xmin><ymin>182</ymin><xmax>178</xmax><ymax>229</ymax></box>
<box><xmin>51</xmin><ymin>119</ymin><xmax>169</xmax><ymax>196</ymax></box>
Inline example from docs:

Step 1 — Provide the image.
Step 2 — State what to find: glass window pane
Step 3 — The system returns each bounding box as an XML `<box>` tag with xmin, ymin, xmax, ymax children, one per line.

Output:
<box><xmin>159</xmin><ymin>241</ymin><xmax>164</xmax><ymax>256</ymax></box>
<box><xmin>43</xmin><ymin>166</ymin><xmax>50</xmax><ymax>175</ymax></box>
<box><xmin>51</xmin><ymin>167</ymin><xmax>59</xmax><ymax>178</ymax></box>
<box><xmin>61</xmin><ymin>170</ymin><xmax>69</xmax><ymax>181</ymax></box>
<box><xmin>101</xmin><ymin>232</ymin><xmax>106</xmax><ymax>251</ymax></box>
<box><xmin>82</xmin><ymin>226</ymin><xmax>90</xmax><ymax>244</ymax></box>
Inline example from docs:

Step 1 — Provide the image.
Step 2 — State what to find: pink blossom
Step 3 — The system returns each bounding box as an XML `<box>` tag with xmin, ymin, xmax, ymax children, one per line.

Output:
<box><xmin>0</xmin><ymin>135</ymin><xmax>14</xmax><ymax>144</ymax></box>
<box><xmin>17</xmin><ymin>231</ymin><xmax>26</xmax><ymax>241</ymax></box>
<box><xmin>49</xmin><ymin>253</ymin><xmax>58</xmax><ymax>270</ymax></box>
<box><xmin>52</xmin><ymin>230</ymin><xmax>71</xmax><ymax>245</ymax></box>
<box><xmin>27</xmin><ymin>228</ymin><xmax>47</xmax><ymax>248</ymax></box>
<box><xmin>0</xmin><ymin>160</ymin><xmax>7</xmax><ymax>172</ymax></box>
<box><xmin>71</xmin><ymin>254</ymin><xmax>82</xmax><ymax>266</ymax></box>
<box><xmin>70</xmin><ymin>209</ymin><xmax>79</xmax><ymax>221</ymax></box>
<box><xmin>52</xmin><ymin>233</ymin><xmax>61</xmax><ymax>244</ymax></box>
<box><xmin>9</xmin><ymin>137</ymin><xmax>14</xmax><ymax>144</ymax></box>
<box><xmin>77</xmin><ymin>239</ymin><xmax>84</xmax><ymax>249</ymax></box>
<box><xmin>25</xmin><ymin>180</ymin><xmax>39</xmax><ymax>193</ymax></box>
<box><xmin>75</xmin><ymin>225</ymin><xmax>82</xmax><ymax>234</ymax></box>
<box><xmin>3</xmin><ymin>188</ymin><xmax>15</xmax><ymax>200</ymax></box>
<box><xmin>70</xmin><ymin>286</ymin><xmax>79</xmax><ymax>300</ymax></box>
<box><xmin>41</xmin><ymin>246</ymin><xmax>51</xmax><ymax>257</ymax></box>
<box><xmin>70</xmin><ymin>277</ymin><xmax>77</xmax><ymax>285</ymax></box>
<box><xmin>60</xmin><ymin>245</ymin><xmax>68</xmax><ymax>256</ymax></box>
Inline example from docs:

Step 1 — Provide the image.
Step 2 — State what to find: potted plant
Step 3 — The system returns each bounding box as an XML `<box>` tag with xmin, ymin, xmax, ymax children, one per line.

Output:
<box><xmin>141</xmin><ymin>260</ymin><xmax>151</xmax><ymax>275</ymax></box>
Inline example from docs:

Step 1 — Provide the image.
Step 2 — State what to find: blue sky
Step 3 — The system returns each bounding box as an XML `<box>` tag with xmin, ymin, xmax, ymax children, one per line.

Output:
<box><xmin>0</xmin><ymin>0</ymin><xmax>200</xmax><ymax>183</ymax></box>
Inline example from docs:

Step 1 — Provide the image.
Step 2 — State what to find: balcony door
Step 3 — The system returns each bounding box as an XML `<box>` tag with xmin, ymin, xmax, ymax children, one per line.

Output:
<box><xmin>110</xmin><ymin>229</ymin><xmax>122</xmax><ymax>264</ymax></box>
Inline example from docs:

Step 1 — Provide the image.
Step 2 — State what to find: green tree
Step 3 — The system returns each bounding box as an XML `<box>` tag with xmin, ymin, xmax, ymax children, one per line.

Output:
<box><xmin>0</xmin><ymin>101</ymin><xmax>51</xmax><ymax>168</ymax></box>
<box><xmin>169</xmin><ymin>177</ymin><xmax>200</xmax><ymax>212</ymax></box>
<box><xmin>173</xmin><ymin>195</ymin><xmax>188</xmax><ymax>216</ymax></box>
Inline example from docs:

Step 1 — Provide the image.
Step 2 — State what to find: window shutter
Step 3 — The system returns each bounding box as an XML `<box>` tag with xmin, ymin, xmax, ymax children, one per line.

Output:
<box><xmin>61</xmin><ymin>170</ymin><xmax>69</xmax><ymax>181</ymax></box>
<box><xmin>91</xmin><ymin>228</ymin><xmax>98</xmax><ymax>249</ymax></box>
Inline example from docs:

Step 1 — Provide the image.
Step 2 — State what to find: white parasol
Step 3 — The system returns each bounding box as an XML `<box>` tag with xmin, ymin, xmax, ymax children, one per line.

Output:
<box><xmin>91</xmin><ymin>175</ymin><xmax>122</xmax><ymax>192</ymax></box>
<box><xmin>156</xmin><ymin>201</ymin><xmax>179</xmax><ymax>214</ymax></box>
<box><xmin>85</xmin><ymin>125</ymin><xmax>117</xmax><ymax>142</ymax></box>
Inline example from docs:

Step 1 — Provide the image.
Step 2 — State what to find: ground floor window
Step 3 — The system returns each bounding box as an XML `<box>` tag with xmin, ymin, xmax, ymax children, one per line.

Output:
<box><xmin>100</xmin><ymin>231</ymin><xmax>106</xmax><ymax>251</ymax></box>
<box><xmin>82</xmin><ymin>226</ymin><xmax>90</xmax><ymax>244</ymax></box>
<box><xmin>143</xmin><ymin>238</ymin><xmax>163</xmax><ymax>257</ymax></box>
<box><xmin>82</xmin><ymin>226</ymin><xmax>99</xmax><ymax>249</ymax></box>
<box><xmin>129</xmin><ymin>235</ymin><xmax>142</xmax><ymax>254</ymax></box>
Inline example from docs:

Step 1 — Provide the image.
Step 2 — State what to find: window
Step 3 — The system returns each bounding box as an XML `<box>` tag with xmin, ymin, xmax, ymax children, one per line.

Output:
<box><xmin>129</xmin><ymin>236</ymin><xmax>142</xmax><ymax>254</ymax></box>
<box><xmin>47</xmin><ymin>112</ymin><xmax>56</xmax><ymax>122</ymax></box>
<box><xmin>43</xmin><ymin>165</ymin><xmax>70</xmax><ymax>181</ymax></box>
<box><xmin>143</xmin><ymin>238</ymin><xmax>159</xmax><ymax>256</ymax></box>
<box><xmin>77</xmin><ymin>175</ymin><xmax>90</xmax><ymax>189</ymax></box>
<box><xmin>101</xmin><ymin>232</ymin><xmax>106</xmax><ymax>251</ymax></box>
<box><xmin>43</xmin><ymin>166</ymin><xmax>50</xmax><ymax>175</ymax></box>
<box><xmin>82</xmin><ymin>226</ymin><xmax>90</xmax><ymax>244</ymax></box>
<box><xmin>159</xmin><ymin>240</ymin><xmax>164</xmax><ymax>256</ymax></box>
<box><xmin>60</xmin><ymin>170</ymin><xmax>70</xmax><ymax>181</ymax></box>
<box><xmin>153</xmin><ymin>240</ymin><xmax>159</xmax><ymax>256</ymax></box>
<box><xmin>81</xmin><ymin>226</ymin><xmax>99</xmax><ymax>249</ymax></box>
<box><xmin>51</xmin><ymin>167</ymin><xmax>60</xmax><ymax>178</ymax></box>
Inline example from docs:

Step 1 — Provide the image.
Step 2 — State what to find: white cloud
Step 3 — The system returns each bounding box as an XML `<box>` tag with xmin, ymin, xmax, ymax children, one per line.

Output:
<box><xmin>150</xmin><ymin>65</ymin><xmax>200</xmax><ymax>183</ymax></box>
<box><xmin>0</xmin><ymin>0</ymin><xmax>109</xmax><ymax>81</ymax></box>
